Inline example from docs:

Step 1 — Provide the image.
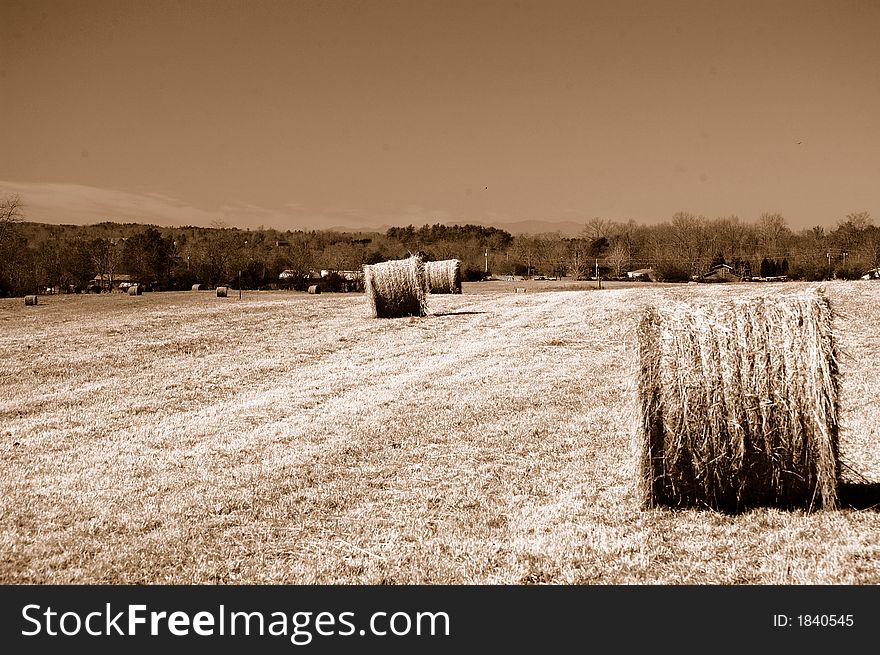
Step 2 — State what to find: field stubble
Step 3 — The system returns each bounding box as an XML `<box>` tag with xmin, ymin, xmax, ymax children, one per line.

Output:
<box><xmin>1</xmin><ymin>281</ymin><xmax>878</xmax><ymax>583</ymax></box>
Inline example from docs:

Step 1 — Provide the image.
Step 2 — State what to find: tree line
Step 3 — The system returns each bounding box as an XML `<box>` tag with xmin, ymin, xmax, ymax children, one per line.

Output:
<box><xmin>0</xmin><ymin>193</ymin><xmax>877</xmax><ymax>297</ymax></box>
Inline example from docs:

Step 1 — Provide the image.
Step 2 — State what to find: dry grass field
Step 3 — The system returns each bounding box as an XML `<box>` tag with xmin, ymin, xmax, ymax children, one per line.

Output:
<box><xmin>1</xmin><ymin>280</ymin><xmax>879</xmax><ymax>584</ymax></box>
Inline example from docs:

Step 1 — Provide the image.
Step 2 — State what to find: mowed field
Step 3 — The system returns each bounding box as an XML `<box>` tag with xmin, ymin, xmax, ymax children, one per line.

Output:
<box><xmin>1</xmin><ymin>280</ymin><xmax>879</xmax><ymax>584</ymax></box>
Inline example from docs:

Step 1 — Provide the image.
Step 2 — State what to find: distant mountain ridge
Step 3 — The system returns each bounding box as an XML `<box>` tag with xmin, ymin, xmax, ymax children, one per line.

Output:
<box><xmin>16</xmin><ymin>216</ymin><xmax>587</xmax><ymax>238</ymax></box>
<box><xmin>327</xmin><ymin>219</ymin><xmax>586</xmax><ymax>237</ymax></box>
<box><xmin>476</xmin><ymin>219</ymin><xmax>586</xmax><ymax>236</ymax></box>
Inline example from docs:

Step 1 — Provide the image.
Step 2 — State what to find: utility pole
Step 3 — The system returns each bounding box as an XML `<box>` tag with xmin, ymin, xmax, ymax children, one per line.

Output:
<box><xmin>241</xmin><ymin>239</ymin><xmax>248</xmax><ymax>298</ymax></box>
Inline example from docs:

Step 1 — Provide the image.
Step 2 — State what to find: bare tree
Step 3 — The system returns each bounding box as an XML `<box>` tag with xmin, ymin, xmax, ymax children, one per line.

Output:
<box><xmin>670</xmin><ymin>211</ymin><xmax>708</xmax><ymax>276</ymax></box>
<box><xmin>757</xmin><ymin>212</ymin><xmax>791</xmax><ymax>257</ymax></box>
<box><xmin>0</xmin><ymin>195</ymin><xmax>27</xmax><ymax>295</ymax></box>
<box><xmin>840</xmin><ymin>211</ymin><xmax>872</xmax><ymax>232</ymax></box>
<box><xmin>832</xmin><ymin>211</ymin><xmax>874</xmax><ymax>274</ymax></box>
<box><xmin>193</xmin><ymin>229</ymin><xmax>243</xmax><ymax>287</ymax></box>
<box><xmin>424</xmin><ymin>239</ymin><xmax>456</xmax><ymax>261</ymax></box>
<box><xmin>788</xmin><ymin>225</ymin><xmax>830</xmax><ymax>280</ymax></box>
<box><xmin>605</xmin><ymin>238</ymin><xmax>631</xmax><ymax>278</ymax></box>
<box><xmin>582</xmin><ymin>217</ymin><xmax>613</xmax><ymax>242</ymax></box>
<box><xmin>0</xmin><ymin>194</ymin><xmax>24</xmax><ymax>248</ymax></box>
<box><xmin>90</xmin><ymin>238</ymin><xmax>123</xmax><ymax>291</ymax></box>
<box><xmin>320</xmin><ymin>241</ymin><xmax>359</xmax><ymax>272</ymax></box>
<box><xmin>511</xmin><ymin>235</ymin><xmax>541</xmax><ymax>277</ymax></box>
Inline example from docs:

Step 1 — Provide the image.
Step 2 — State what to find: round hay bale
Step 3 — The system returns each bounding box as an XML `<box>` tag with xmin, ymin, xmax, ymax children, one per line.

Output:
<box><xmin>216</xmin><ymin>286</ymin><xmax>228</xmax><ymax>297</ymax></box>
<box><xmin>127</xmin><ymin>285</ymin><xmax>142</xmax><ymax>296</ymax></box>
<box><xmin>24</xmin><ymin>295</ymin><xmax>38</xmax><ymax>306</ymax></box>
<box><xmin>362</xmin><ymin>255</ymin><xmax>428</xmax><ymax>318</ymax></box>
<box><xmin>308</xmin><ymin>284</ymin><xmax>321</xmax><ymax>294</ymax></box>
<box><xmin>191</xmin><ymin>284</ymin><xmax>203</xmax><ymax>291</ymax></box>
<box><xmin>635</xmin><ymin>287</ymin><xmax>840</xmax><ymax>513</ymax></box>
<box><xmin>424</xmin><ymin>259</ymin><xmax>462</xmax><ymax>294</ymax></box>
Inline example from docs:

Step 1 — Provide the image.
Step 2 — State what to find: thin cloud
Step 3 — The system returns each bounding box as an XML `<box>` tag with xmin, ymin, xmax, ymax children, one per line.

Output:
<box><xmin>0</xmin><ymin>180</ymin><xmax>434</xmax><ymax>232</ymax></box>
<box><xmin>0</xmin><ymin>181</ymin><xmax>220</xmax><ymax>227</ymax></box>
<box><xmin>0</xmin><ymin>180</ymin><xmax>552</xmax><ymax>233</ymax></box>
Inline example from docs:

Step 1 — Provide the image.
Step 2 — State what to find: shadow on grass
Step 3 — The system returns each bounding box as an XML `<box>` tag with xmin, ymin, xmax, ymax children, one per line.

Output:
<box><xmin>838</xmin><ymin>483</ymin><xmax>880</xmax><ymax>511</ymax></box>
<box><xmin>429</xmin><ymin>311</ymin><xmax>487</xmax><ymax>317</ymax></box>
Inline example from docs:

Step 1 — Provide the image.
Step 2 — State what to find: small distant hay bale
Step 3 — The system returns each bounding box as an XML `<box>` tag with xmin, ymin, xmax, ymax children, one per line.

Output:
<box><xmin>424</xmin><ymin>259</ymin><xmax>462</xmax><ymax>294</ymax></box>
<box><xmin>515</xmin><ymin>287</ymin><xmax>526</xmax><ymax>293</ymax></box>
<box><xmin>636</xmin><ymin>287</ymin><xmax>840</xmax><ymax>513</ymax></box>
<box><xmin>308</xmin><ymin>284</ymin><xmax>321</xmax><ymax>294</ymax></box>
<box><xmin>191</xmin><ymin>284</ymin><xmax>203</xmax><ymax>291</ymax></box>
<box><xmin>128</xmin><ymin>285</ymin><xmax>142</xmax><ymax>296</ymax></box>
<box><xmin>216</xmin><ymin>286</ymin><xmax>228</xmax><ymax>297</ymax></box>
<box><xmin>363</xmin><ymin>255</ymin><xmax>428</xmax><ymax>318</ymax></box>
<box><xmin>24</xmin><ymin>295</ymin><xmax>38</xmax><ymax>306</ymax></box>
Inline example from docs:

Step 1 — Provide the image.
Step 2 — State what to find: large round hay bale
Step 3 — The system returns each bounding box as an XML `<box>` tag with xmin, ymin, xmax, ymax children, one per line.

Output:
<box><xmin>308</xmin><ymin>284</ymin><xmax>321</xmax><ymax>294</ymax></box>
<box><xmin>635</xmin><ymin>287</ymin><xmax>839</xmax><ymax>513</ymax></box>
<box><xmin>191</xmin><ymin>284</ymin><xmax>203</xmax><ymax>291</ymax></box>
<box><xmin>216</xmin><ymin>286</ymin><xmax>228</xmax><ymax>297</ymax></box>
<box><xmin>362</xmin><ymin>255</ymin><xmax>428</xmax><ymax>318</ymax></box>
<box><xmin>424</xmin><ymin>259</ymin><xmax>462</xmax><ymax>294</ymax></box>
<box><xmin>24</xmin><ymin>295</ymin><xmax>38</xmax><ymax>306</ymax></box>
<box><xmin>127</xmin><ymin>285</ymin><xmax>142</xmax><ymax>296</ymax></box>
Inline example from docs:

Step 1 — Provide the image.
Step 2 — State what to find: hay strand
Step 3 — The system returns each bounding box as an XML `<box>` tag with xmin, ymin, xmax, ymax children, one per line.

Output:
<box><xmin>636</xmin><ymin>287</ymin><xmax>840</xmax><ymax>513</ymax></box>
<box><xmin>362</xmin><ymin>255</ymin><xmax>428</xmax><ymax>318</ymax></box>
<box><xmin>424</xmin><ymin>259</ymin><xmax>462</xmax><ymax>294</ymax></box>
<box><xmin>216</xmin><ymin>286</ymin><xmax>228</xmax><ymax>297</ymax></box>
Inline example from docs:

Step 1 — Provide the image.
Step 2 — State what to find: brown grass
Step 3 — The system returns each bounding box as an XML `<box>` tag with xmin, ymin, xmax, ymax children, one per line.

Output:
<box><xmin>425</xmin><ymin>259</ymin><xmax>462</xmax><ymax>294</ymax></box>
<box><xmin>363</xmin><ymin>255</ymin><xmax>428</xmax><ymax>318</ymax></box>
<box><xmin>637</xmin><ymin>287</ymin><xmax>840</xmax><ymax>513</ymax></box>
<box><xmin>0</xmin><ymin>281</ymin><xmax>878</xmax><ymax>584</ymax></box>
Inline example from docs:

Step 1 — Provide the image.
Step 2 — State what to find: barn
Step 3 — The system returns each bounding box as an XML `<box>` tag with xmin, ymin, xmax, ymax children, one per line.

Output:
<box><xmin>700</xmin><ymin>264</ymin><xmax>742</xmax><ymax>283</ymax></box>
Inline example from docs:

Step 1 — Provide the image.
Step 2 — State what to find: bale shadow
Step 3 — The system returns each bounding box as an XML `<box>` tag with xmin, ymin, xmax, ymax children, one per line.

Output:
<box><xmin>429</xmin><ymin>311</ymin><xmax>487</xmax><ymax>317</ymax></box>
<box><xmin>838</xmin><ymin>483</ymin><xmax>880</xmax><ymax>511</ymax></box>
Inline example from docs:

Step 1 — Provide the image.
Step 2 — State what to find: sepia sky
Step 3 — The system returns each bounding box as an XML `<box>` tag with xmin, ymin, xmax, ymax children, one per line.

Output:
<box><xmin>2</xmin><ymin>0</ymin><xmax>879</xmax><ymax>233</ymax></box>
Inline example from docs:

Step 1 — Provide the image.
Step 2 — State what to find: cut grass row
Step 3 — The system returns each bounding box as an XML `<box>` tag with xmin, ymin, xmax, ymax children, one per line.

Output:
<box><xmin>0</xmin><ymin>282</ymin><xmax>878</xmax><ymax>583</ymax></box>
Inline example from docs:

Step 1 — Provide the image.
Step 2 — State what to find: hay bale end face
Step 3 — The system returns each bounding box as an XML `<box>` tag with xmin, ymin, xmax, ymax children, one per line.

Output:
<box><xmin>216</xmin><ymin>286</ymin><xmax>228</xmax><ymax>297</ymax></box>
<box><xmin>128</xmin><ymin>285</ymin><xmax>142</xmax><ymax>296</ymax></box>
<box><xmin>308</xmin><ymin>284</ymin><xmax>321</xmax><ymax>294</ymax></box>
<box><xmin>424</xmin><ymin>259</ymin><xmax>462</xmax><ymax>294</ymax></box>
<box><xmin>363</xmin><ymin>255</ymin><xmax>428</xmax><ymax>318</ymax></box>
<box><xmin>24</xmin><ymin>295</ymin><xmax>38</xmax><ymax>306</ymax></box>
<box><xmin>636</xmin><ymin>288</ymin><xmax>840</xmax><ymax>513</ymax></box>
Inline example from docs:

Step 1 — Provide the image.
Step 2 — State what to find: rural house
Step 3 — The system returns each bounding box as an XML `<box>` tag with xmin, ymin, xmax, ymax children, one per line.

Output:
<box><xmin>89</xmin><ymin>273</ymin><xmax>136</xmax><ymax>292</ymax></box>
<box><xmin>626</xmin><ymin>268</ymin><xmax>655</xmax><ymax>281</ymax></box>
<box><xmin>699</xmin><ymin>264</ymin><xmax>742</xmax><ymax>283</ymax></box>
